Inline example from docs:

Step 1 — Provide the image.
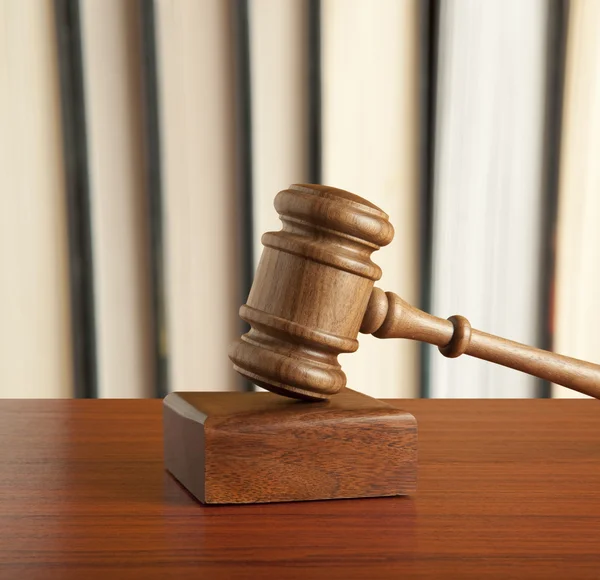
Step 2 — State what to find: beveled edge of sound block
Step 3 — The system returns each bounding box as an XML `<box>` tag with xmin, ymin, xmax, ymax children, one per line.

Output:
<box><xmin>163</xmin><ymin>388</ymin><xmax>417</xmax><ymax>504</ymax></box>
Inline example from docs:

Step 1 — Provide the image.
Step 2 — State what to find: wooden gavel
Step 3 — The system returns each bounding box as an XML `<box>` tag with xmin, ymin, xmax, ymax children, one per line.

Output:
<box><xmin>229</xmin><ymin>184</ymin><xmax>600</xmax><ymax>401</ymax></box>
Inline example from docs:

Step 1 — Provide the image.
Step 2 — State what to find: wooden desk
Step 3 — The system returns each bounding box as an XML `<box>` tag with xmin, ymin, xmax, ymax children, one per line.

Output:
<box><xmin>1</xmin><ymin>399</ymin><xmax>599</xmax><ymax>579</ymax></box>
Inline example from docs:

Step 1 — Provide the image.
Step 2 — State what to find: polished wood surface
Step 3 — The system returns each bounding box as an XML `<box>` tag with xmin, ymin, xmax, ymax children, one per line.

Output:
<box><xmin>2</xmin><ymin>399</ymin><xmax>600</xmax><ymax>579</ymax></box>
<box><xmin>230</xmin><ymin>184</ymin><xmax>600</xmax><ymax>401</ymax></box>
<box><xmin>163</xmin><ymin>389</ymin><xmax>417</xmax><ymax>504</ymax></box>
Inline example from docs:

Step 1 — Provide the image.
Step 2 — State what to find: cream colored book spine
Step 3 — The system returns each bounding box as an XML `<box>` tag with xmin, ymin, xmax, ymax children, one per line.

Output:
<box><xmin>249</xmin><ymin>0</ymin><xmax>309</xmax><ymax>265</ymax></box>
<box><xmin>81</xmin><ymin>0</ymin><xmax>153</xmax><ymax>397</ymax></box>
<box><xmin>0</xmin><ymin>0</ymin><xmax>74</xmax><ymax>398</ymax></box>
<box><xmin>553</xmin><ymin>0</ymin><xmax>600</xmax><ymax>398</ymax></box>
<box><xmin>322</xmin><ymin>0</ymin><xmax>420</xmax><ymax>398</ymax></box>
<box><xmin>155</xmin><ymin>0</ymin><xmax>241</xmax><ymax>392</ymax></box>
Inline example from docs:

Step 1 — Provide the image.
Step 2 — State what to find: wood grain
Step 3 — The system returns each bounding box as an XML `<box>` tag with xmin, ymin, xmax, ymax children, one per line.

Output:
<box><xmin>163</xmin><ymin>388</ymin><xmax>417</xmax><ymax>503</ymax></box>
<box><xmin>228</xmin><ymin>184</ymin><xmax>394</xmax><ymax>401</ymax></box>
<box><xmin>2</xmin><ymin>399</ymin><xmax>600</xmax><ymax>578</ymax></box>
<box><xmin>230</xmin><ymin>184</ymin><xmax>600</xmax><ymax>402</ymax></box>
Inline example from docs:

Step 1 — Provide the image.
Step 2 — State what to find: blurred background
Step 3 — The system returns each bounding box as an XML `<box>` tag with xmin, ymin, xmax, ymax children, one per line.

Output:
<box><xmin>1</xmin><ymin>0</ymin><xmax>598</xmax><ymax>399</ymax></box>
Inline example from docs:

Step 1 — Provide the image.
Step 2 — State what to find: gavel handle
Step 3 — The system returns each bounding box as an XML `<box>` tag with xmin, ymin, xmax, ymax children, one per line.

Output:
<box><xmin>360</xmin><ymin>288</ymin><xmax>600</xmax><ymax>399</ymax></box>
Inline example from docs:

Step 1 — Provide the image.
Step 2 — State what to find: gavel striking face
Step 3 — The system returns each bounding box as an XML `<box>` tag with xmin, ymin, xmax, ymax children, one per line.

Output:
<box><xmin>229</xmin><ymin>184</ymin><xmax>600</xmax><ymax>401</ymax></box>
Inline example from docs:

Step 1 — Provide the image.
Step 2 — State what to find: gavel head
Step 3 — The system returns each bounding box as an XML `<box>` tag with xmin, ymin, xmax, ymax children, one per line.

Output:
<box><xmin>228</xmin><ymin>184</ymin><xmax>394</xmax><ymax>401</ymax></box>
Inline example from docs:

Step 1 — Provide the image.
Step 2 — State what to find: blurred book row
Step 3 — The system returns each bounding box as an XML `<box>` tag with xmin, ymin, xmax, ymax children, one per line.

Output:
<box><xmin>1</xmin><ymin>0</ymin><xmax>598</xmax><ymax>399</ymax></box>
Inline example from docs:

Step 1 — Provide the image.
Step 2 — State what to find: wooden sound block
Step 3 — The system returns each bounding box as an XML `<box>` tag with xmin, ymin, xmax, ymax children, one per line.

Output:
<box><xmin>163</xmin><ymin>388</ymin><xmax>417</xmax><ymax>504</ymax></box>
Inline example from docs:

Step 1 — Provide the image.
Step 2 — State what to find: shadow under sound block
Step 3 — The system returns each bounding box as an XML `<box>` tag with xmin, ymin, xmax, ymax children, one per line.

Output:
<box><xmin>163</xmin><ymin>388</ymin><xmax>417</xmax><ymax>504</ymax></box>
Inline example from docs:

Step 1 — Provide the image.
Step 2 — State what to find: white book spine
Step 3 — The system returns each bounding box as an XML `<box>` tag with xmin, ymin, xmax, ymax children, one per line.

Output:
<box><xmin>430</xmin><ymin>0</ymin><xmax>548</xmax><ymax>398</ymax></box>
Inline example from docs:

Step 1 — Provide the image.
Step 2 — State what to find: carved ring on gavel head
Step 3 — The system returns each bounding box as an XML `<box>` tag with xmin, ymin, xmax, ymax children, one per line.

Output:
<box><xmin>228</xmin><ymin>184</ymin><xmax>600</xmax><ymax>402</ymax></box>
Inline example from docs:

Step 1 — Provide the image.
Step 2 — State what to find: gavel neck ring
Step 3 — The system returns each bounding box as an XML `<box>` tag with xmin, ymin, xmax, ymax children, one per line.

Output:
<box><xmin>438</xmin><ymin>315</ymin><xmax>472</xmax><ymax>358</ymax></box>
<box><xmin>360</xmin><ymin>287</ymin><xmax>472</xmax><ymax>357</ymax></box>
